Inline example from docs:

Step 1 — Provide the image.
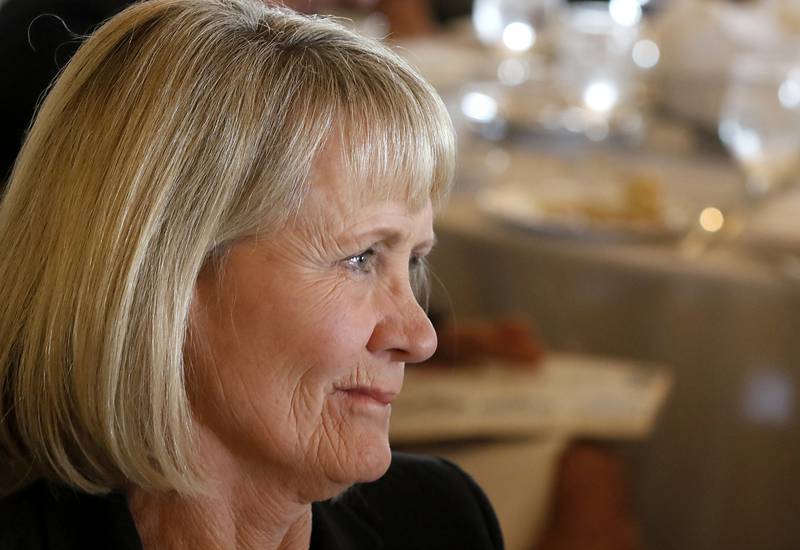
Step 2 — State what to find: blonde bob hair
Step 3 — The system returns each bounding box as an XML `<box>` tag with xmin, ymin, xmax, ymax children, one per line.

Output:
<box><xmin>0</xmin><ymin>0</ymin><xmax>454</xmax><ymax>494</ymax></box>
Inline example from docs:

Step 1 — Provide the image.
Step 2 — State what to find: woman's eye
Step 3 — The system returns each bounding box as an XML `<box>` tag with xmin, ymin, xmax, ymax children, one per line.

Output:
<box><xmin>344</xmin><ymin>248</ymin><xmax>377</xmax><ymax>273</ymax></box>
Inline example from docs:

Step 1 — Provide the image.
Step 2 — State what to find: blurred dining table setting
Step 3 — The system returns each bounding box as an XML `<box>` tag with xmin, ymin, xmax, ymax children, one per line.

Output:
<box><xmin>389</xmin><ymin>316</ymin><xmax>672</xmax><ymax>550</ymax></box>
<box><xmin>378</xmin><ymin>1</ymin><xmax>800</xmax><ymax>549</ymax></box>
<box><xmin>2</xmin><ymin>0</ymin><xmax>800</xmax><ymax>549</ymax></box>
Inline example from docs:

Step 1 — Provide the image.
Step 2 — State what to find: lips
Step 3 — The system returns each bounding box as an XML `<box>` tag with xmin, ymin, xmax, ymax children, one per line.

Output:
<box><xmin>336</xmin><ymin>386</ymin><xmax>399</xmax><ymax>405</ymax></box>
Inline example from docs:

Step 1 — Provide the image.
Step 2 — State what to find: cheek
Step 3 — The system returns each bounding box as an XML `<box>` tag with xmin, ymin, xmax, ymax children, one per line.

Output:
<box><xmin>186</xmin><ymin>273</ymin><xmax>380</xmax><ymax>445</ymax></box>
<box><xmin>308</xmin><ymin>296</ymin><xmax>376</xmax><ymax>358</ymax></box>
<box><xmin>271</xmin><ymin>272</ymin><xmax>378</xmax><ymax>358</ymax></box>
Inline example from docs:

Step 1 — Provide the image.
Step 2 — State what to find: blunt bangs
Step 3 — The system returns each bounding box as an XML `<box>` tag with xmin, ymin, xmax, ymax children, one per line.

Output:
<box><xmin>332</xmin><ymin>53</ymin><xmax>455</xmax><ymax>214</ymax></box>
<box><xmin>230</xmin><ymin>12</ymin><xmax>455</xmax><ymax>234</ymax></box>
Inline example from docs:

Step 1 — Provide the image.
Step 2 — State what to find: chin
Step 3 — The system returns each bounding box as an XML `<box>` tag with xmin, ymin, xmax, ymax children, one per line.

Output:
<box><xmin>354</xmin><ymin>438</ymin><xmax>393</xmax><ymax>483</ymax></box>
<box><xmin>323</xmin><ymin>432</ymin><xmax>392</xmax><ymax>493</ymax></box>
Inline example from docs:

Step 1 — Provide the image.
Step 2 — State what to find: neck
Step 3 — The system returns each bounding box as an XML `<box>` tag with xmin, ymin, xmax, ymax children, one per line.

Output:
<box><xmin>127</xmin><ymin>430</ymin><xmax>322</xmax><ymax>550</ymax></box>
<box><xmin>129</xmin><ymin>487</ymin><xmax>312</xmax><ymax>550</ymax></box>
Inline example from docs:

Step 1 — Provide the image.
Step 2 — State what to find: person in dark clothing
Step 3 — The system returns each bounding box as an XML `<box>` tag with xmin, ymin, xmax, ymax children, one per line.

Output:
<box><xmin>1</xmin><ymin>453</ymin><xmax>502</xmax><ymax>549</ymax></box>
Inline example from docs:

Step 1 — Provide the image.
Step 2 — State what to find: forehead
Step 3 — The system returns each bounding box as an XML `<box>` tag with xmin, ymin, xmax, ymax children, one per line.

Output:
<box><xmin>296</xmin><ymin>138</ymin><xmax>434</xmax><ymax>232</ymax></box>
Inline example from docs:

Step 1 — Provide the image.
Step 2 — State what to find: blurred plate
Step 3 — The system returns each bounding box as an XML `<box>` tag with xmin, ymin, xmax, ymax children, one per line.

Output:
<box><xmin>477</xmin><ymin>179</ymin><xmax>691</xmax><ymax>242</ymax></box>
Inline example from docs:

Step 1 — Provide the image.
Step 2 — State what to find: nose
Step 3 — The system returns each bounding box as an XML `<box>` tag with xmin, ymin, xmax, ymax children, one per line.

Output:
<box><xmin>366</xmin><ymin>283</ymin><xmax>438</xmax><ymax>364</ymax></box>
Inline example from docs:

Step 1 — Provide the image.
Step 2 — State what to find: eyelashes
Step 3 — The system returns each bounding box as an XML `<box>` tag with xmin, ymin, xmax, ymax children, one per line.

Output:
<box><xmin>344</xmin><ymin>248</ymin><xmax>377</xmax><ymax>273</ymax></box>
<box><xmin>343</xmin><ymin>248</ymin><xmax>428</xmax><ymax>275</ymax></box>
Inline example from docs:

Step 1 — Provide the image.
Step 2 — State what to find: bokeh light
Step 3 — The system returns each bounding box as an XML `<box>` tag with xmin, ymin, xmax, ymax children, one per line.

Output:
<box><xmin>699</xmin><ymin>207</ymin><xmax>725</xmax><ymax>233</ymax></box>
<box><xmin>497</xmin><ymin>59</ymin><xmax>530</xmax><ymax>86</ymax></box>
<box><xmin>609</xmin><ymin>0</ymin><xmax>642</xmax><ymax>27</ymax></box>
<box><xmin>778</xmin><ymin>77</ymin><xmax>800</xmax><ymax>109</ymax></box>
<box><xmin>461</xmin><ymin>92</ymin><xmax>498</xmax><ymax>123</ymax></box>
<box><xmin>632</xmin><ymin>39</ymin><xmax>660</xmax><ymax>69</ymax></box>
<box><xmin>583</xmin><ymin>81</ymin><xmax>619</xmax><ymax>113</ymax></box>
<box><xmin>502</xmin><ymin>21</ymin><xmax>536</xmax><ymax>52</ymax></box>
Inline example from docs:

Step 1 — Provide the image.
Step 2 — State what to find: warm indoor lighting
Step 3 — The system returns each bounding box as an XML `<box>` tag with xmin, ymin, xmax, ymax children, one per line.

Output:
<box><xmin>699</xmin><ymin>207</ymin><xmax>725</xmax><ymax>233</ymax></box>
<box><xmin>632</xmin><ymin>39</ymin><xmax>660</xmax><ymax>69</ymax></box>
<box><xmin>497</xmin><ymin>58</ymin><xmax>530</xmax><ymax>86</ymax></box>
<box><xmin>778</xmin><ymin>76</ymin><xmax>800</xmax><ymax>109</ymax></box>
<box><xmin>608</xmin><ymin>0</ymin><xmax>642</xmax><ymax>27</ymax></box>
<box><xmin>583</xmin><ymin>80</ymin><xmax>619</xmax><ymax>113</ymax></box>
<box><xmin>718</xmin><ymin>120</ymin><xmax>762</xmax><ymax>160</ymax></box>
<box><xmin>461</xmin><ymin>92</ymin><xmax>498</xmax><ymax>123</ymax></box>
<box><xmin>502</xmin><ymin>21</ymin><xmax>536</xmax><ymax>52</ymax></box>
<box><xmin>472</xmin><ymin>0</ymin><xmax>503</xmax><ymax>45</ymax></box>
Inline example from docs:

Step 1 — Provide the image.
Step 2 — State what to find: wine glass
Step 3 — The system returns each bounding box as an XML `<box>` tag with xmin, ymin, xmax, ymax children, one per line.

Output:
<box><xmin>553</xmin><ymin>1</ymin><xmax>644</xmax><ymax>140</ymax></box>
<box><xmin>719</xmin><ymin>49</ymin><xmax>800</xmax><ymax>202</ymax></box>
<box><xmin>473</xmin><ymin>0</ymin><xmax>561</xmax><ymax>54</ymax></box>
<box><xmin>472</xmin><ymin>0</ymin><xmax>561</xmax><ymax>89</ymax></box>
<box><xmin>681</xmin><ymin>46</ymin><xmax>800</xmax><ymax>257</ymax></box>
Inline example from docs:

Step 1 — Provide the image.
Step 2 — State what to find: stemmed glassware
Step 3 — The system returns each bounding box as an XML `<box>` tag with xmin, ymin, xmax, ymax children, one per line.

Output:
<box><xmin>471</xmin><ymin>0</ymin><xmax>561</xmax><ymax>97</ymax></box>
<box><xmin>553</xmin><ymin>1</ymin><xmax>643</xmax><ymax>140</ymax></box>
<box><xmin>719</xmin><ymin>49</ymin><xmax>800</xmax><ymax>203</ymax></box>
<box><xmin>472</xmin><ymin>0</ymin><xmax>560</xmax><ymax>59</ymax></box>
<box><xmin>462</xmin><ymin>0</ymin><xmax>561</xmax><ymax>172</ymax></box>
<box><xmin>469</xmin><ymin>0</ymin><xmax>650</xmax><ymax>144</ymax></box>
<box><xmin>682</xmin><ymin>46</ymin><xmax>800</xmax><ymax>257</ymax></box>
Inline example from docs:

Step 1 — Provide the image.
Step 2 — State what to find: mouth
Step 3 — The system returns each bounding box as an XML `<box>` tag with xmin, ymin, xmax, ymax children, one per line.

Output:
<box><xmin>334</xmin><ymin>386</ymin><xmax>399</xmax><ymax>406</ymax></box>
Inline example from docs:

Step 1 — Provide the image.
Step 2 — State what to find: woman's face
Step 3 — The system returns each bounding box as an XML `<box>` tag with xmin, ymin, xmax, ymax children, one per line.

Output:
<box><xmin>187</xmin><ymin>143</ymin><xmax>437</xmax><ymax>499</ymax></box>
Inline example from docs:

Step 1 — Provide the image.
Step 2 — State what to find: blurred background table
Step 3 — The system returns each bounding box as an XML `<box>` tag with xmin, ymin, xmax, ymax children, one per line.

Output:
<box><xmin>390</xmin><ymin>353</ymin><xmax>671</xmax><ymax>550</ymax></box>
<box><xmin>429</xmin><ymin>183</ymin><xmax>800</xmax><ymax>550</ymax></box>
<box><xmin>390</xmin><ymin>2</ymin><xmax>800</xmax><ymax>549</ymax></box>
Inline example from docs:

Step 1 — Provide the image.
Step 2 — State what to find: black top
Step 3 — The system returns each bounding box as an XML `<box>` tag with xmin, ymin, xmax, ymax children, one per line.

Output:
<box><xmin>0</xmin><ymin>452</ymin><xmax>504</xmax><ymax>549</ymax></box>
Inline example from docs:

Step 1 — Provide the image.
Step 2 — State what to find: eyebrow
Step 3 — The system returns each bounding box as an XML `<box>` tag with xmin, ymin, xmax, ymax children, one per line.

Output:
<box><xmin>350</xmin><ymin>227</ymin><xmax>437</xmax><ymax>250</ymax></box>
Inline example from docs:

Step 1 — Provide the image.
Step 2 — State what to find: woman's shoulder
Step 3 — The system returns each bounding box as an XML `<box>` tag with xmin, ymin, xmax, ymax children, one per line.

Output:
<box><xmin>325</xmin><ymin>452</ymin><xmax>504</xmax><ymax>550</ymax></box>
